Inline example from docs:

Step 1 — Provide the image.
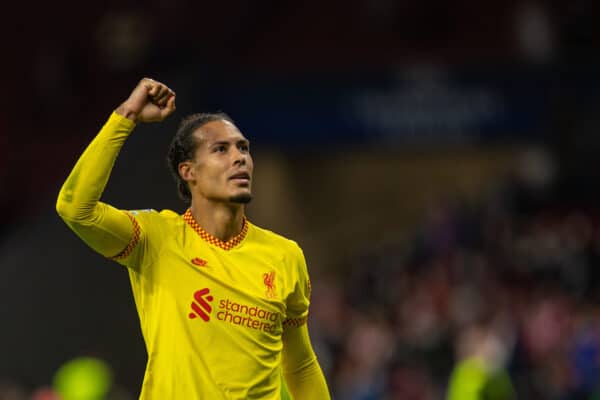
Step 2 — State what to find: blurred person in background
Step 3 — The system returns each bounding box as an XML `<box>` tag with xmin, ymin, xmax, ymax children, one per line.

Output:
<box><xmin>55</xmin><ymin>78</ymin><xmax>330</xmax><ymax>399</ymax></box>
<box><xmin>447</xmin><ymin>321</ymin><xmax>516</xmax><ymax>400</ymax></box>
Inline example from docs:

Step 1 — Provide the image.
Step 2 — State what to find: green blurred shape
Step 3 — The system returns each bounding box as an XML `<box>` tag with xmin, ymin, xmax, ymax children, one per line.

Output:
<box><xmin>52</xmin><ymin>357</ymin><xmax>113</xmax><ymax>400</ymax></box>
<box><xmin>482</xmin><ymin>368</ymin><xmax>515</xmax><ymax>400</ymax></box>
<box><xmin>447</xmin><ymin>357</ymin><xmax>515</xmax><ymax>400</ymax></box>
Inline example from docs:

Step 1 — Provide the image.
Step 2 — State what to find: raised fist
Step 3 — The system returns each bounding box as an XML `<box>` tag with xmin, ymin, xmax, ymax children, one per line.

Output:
<box><xmin>116</xmin><ymin>78</ymin><xmax>176</xmax><ymax>123</ymax></box>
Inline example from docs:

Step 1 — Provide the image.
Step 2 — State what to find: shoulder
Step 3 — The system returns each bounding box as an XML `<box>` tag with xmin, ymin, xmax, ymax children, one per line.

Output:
<box><xmin>128</xmin><ymin>208</ymin><xmax>183</xmax><ymax>228</ymax></box>
<box><xmin>248</xmin><ymin>222</ymin><xmax>304</xmax><ymax>258</ymax></box>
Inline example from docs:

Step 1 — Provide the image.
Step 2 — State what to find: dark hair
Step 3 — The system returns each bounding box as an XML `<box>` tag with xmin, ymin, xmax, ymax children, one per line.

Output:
<box><xmin>166</xmin><ymin>112</ymin><xmax>234</xmax><ymax>203</ymax></box>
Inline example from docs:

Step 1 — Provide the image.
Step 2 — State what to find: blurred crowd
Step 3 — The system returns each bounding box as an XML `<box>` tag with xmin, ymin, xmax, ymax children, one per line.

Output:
<box><xmin>2</xmin><ymin>0</ymin><xmax>598</xmax><ymax>230</ymax></box>
<box><xmin>310</xmin><ymin>156</ymin><xmax>600</xmax><ymax>400</ymax></box>
<box><xmin>2</xmin><ymin>1</ymin><xmax>600</xmax><ymax>399</ymax></box>
<box><xmin>5</xmin><ymin>170</ymin><xmax>600</xmax><ymax>400</ymax></box>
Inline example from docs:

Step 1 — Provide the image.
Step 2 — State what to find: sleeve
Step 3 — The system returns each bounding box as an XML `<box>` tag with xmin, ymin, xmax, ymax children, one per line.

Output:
<box><xmin>282</xmin><ymin>308</ymin><xmax>331</xmax><ymax>399</ymax></box>
<box><xmin>107</xmin><ymin>208</ymin><xmax>163</xmax><ymax>269</ymax></box>
<box><xmin>56</xmin><ymin>112</ymin><xmax>159</xmax><ymax>270</ymax></box>
<box><xmin>283</xmin><ymin>243</ymin><xmax>311</xmax><ymax>329</ymax></box>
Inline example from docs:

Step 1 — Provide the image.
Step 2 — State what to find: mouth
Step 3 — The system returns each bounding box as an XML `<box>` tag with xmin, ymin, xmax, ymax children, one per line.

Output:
<box><xmin>229</xmin><ymin>172</ymin><xmax>251</xmax><ymax>182</ymax></box>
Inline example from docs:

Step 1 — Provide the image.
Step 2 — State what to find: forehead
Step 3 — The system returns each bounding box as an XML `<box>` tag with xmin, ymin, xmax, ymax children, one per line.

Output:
<box><xmin>193</xmin><ymin>119</ymin><xmax>247</xmax><ymax>145</ymax></box>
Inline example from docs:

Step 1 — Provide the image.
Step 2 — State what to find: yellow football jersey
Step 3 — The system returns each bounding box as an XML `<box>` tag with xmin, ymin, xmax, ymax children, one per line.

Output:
<box><xmin>112</xmin><ymin>208</ymin><xmax>311</xmax><ymax>399</ymax></box>
<box><xmin>57</xmin><ymin>111</ymin><xmax>329</xmax><ymax>399</ymax></box>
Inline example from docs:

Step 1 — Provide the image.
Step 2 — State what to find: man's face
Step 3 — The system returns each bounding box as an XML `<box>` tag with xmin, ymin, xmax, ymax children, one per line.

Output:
<box><xmin>186</xmin><ymin>120</ymin><xmax>253</xmax><ymax>204</ymax></box>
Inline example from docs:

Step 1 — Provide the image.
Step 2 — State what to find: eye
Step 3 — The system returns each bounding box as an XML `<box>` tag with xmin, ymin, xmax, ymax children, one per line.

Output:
<box><xmin>213</xmin><ymin>145</ymin><xmax>227</xmax><ymax>153</ymax></box>
<box><xmin>239</xmin><ymin>144</ymin><xmax>250</xmax><ymax>152</ymax></box>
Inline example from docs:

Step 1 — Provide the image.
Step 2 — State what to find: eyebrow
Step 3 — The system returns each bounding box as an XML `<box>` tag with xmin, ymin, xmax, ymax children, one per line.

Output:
<box><xmin>209</xmin><ymin>139</ymin><xmax>250</xmax><ymax>147</ymax></box>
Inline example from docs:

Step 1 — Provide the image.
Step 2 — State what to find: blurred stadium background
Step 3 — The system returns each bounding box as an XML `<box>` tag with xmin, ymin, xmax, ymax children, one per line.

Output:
<box><xmin>2</xmin><ymin>1</ymin><xmax>600</xmax><ymax>399</ymax></box>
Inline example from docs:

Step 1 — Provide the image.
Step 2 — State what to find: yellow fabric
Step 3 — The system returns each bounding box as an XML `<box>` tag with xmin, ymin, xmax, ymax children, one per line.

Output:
<box><xmin>56</xmin><ymin>112</ymin><xmax>136</xmax><ymax>258</ymax></box>
<box><xmin>282</xmin><ymin>324</ymin><xmax>329</xmax><ymax>399</ymax></box>
<box><xmin>56</xmin><ymin>112</ymin><xmax>331</xmax><ymax>399</ymax></box>
<box><xmin>447</xmin><ymin>358</ymin><xmax>488</xmax><ymax>400</ymax></box>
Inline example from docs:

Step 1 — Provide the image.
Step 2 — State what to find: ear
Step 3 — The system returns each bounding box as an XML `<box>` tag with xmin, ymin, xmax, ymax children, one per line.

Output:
<box><xmin>178</xmin><ymin>161</ymin><xmax>195</xmax><ymax>183</ymax></box>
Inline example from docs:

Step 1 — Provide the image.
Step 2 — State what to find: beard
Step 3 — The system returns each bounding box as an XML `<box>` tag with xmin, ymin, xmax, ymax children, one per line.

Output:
<box><xmin>229</xmin><ymin>193</ymin><xmax>253</xmax><ymax>204</ymax></box>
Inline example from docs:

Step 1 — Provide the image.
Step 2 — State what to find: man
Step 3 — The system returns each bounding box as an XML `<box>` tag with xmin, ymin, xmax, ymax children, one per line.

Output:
<box><xmin>56</xmin><ymin>78</ymin><xmax>331</xmax><ymax>399</ymax></box>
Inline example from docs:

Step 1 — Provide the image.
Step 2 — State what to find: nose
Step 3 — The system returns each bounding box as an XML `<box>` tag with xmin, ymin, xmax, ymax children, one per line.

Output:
<box><xmin>233</xmin><ymin>150</ymin><xmax>247</xmax><ymax>166</ymax></box>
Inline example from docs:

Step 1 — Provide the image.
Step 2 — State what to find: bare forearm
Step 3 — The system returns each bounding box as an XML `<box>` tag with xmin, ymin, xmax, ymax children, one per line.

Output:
<box><xmin>115</xmin><ymin>103</ymin><xmax>140</xmax><ymax>122</ymax></box>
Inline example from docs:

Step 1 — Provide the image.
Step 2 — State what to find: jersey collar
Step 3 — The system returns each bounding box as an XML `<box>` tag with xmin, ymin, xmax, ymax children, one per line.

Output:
<box><xmin>182</xmin><ymin>209</ymin><xmax>248</xmax><ymax>250</ymax></box>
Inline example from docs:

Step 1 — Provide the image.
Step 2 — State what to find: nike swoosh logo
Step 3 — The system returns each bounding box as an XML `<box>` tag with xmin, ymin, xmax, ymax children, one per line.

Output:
<box><xmin>191</xmin><ymin>257</ymin><xmax>208</xmax><ymax>267</ymax></box>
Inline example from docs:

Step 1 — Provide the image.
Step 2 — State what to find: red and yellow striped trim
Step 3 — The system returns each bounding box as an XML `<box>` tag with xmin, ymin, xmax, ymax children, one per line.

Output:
<box><xmin>283</xmin><ymin>316</ymin><xmax>308</xmax><ymax>329</ymax></box>
<box><xmin>183</xmin><ymin>209</ymin><xmax>248</xmax><ymax>251</ymax></box>
<box><xmin>111</xmin><ymin>212</ymin><xmax>141</xmax><ymax>260</ymax></box>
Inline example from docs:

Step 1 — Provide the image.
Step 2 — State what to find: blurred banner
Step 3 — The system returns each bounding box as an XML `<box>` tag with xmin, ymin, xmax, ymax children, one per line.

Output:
<box><xmin>189</xmin><ymin>65</ymin><xmax>594</xmax><ymax>147</ymax></box>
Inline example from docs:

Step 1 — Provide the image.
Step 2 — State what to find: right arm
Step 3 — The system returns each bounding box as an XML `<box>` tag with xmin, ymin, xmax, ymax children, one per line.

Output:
<box><xmin>56</xmin><ymin>78</ymin><xmax>176</xmax><ymax>259</ymax></box>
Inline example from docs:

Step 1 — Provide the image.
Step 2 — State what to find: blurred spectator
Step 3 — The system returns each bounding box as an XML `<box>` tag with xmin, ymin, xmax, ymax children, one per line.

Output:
<box><xmin>309</xmin><ymin>166</ymin><xmax>600</xmax><ymax>399</ymax></box>
<box><xmin>4</xmin><ymin>1</ymin><xmax>600</xmax><ymax>398</ymax></box>
<box><xmin>447</xmin><ymin>321</ymin><xmax>515</xmax><ymax>400</ymax></box>
<box><xmin>30</xmin><ymin>387</ymin><xmax>60</xmax><ymax>400</ymax></box>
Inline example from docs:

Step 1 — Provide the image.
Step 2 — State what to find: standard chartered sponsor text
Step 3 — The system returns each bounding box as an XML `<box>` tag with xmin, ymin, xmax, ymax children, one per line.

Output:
<box><xmin>217</xmin><ymin>299</ymin><xmax>278</xmax><ymax>332</ymax></box>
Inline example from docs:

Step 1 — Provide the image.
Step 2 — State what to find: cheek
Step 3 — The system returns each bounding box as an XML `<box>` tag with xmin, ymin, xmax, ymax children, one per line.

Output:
<box><xmin>195</xmin><ymin>163</ymin><xmax>223</xmax><ymax>185</ymax></box>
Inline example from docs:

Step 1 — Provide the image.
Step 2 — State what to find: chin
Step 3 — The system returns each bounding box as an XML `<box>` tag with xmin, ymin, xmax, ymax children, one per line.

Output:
<box><xmin>229</xmin><ymin>193</ymin><xmax>253</xmax><ymax>204</ymax></box>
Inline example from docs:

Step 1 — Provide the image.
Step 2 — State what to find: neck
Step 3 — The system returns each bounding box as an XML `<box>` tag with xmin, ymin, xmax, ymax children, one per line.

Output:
<box><xmin>189</xmin><ymin>198</ymin><xmax>246</xmax><ymax>242</ymax></box>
